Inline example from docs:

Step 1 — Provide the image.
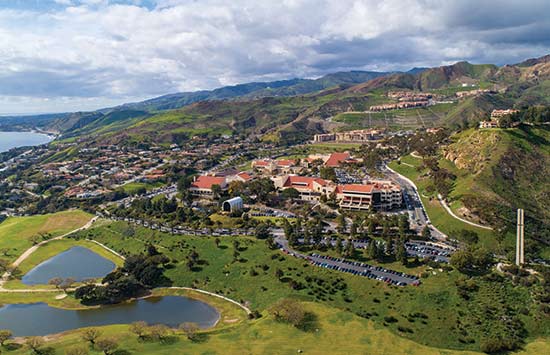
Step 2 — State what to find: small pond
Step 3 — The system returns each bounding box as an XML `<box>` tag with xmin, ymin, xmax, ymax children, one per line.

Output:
<box><xmin>0</xmin><ymin>296</ymin><xmax>220</xmax><ymax>336</ymax></box>
<box><xmin>22</xmin><ymin>246</ymin><xmax>116</xmax><ymax>285</ymax></box>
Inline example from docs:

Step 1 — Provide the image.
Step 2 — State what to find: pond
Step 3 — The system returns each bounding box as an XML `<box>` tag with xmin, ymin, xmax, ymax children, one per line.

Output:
<box><xmin>22</xmin><ymin>246</ymin><xmax>116</xmax><ymax>285</ymax></box>
<box><xmin>0</xmin><ymin>296</ymin><xmax>220</xmax><ymax>336</ymax></box>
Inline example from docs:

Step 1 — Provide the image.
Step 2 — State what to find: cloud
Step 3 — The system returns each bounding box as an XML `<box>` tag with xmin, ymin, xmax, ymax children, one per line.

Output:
<box><xmin>0</xmin><ymin>0</ymin><xmax>549</xmax><ymax>114</ymax></box>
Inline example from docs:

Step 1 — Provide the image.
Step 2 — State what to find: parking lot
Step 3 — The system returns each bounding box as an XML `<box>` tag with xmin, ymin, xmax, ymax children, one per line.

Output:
<box><xmin>307</xmin><ymin>253</ymin><xmax>420</xmax><ymax>286</ymax></box>
<box><xmin>406</xmin><ymin>240</ymin><xmax>452</xmax><ymax>263</ymax></box>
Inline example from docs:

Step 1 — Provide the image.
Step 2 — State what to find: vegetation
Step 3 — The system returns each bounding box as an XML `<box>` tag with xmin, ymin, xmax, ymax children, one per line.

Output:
<box><xmin>74</xmin><ymin>245</ymin><xmax>170</xmax><ymax>304</ymax></box>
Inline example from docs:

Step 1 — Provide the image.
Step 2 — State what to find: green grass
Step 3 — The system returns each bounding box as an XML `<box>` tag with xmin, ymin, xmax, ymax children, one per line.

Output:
<box><xmin>2</xmin><ymin>301</ymin><xmax>499</xmax><ymax>355</ymax></box>
<box><xmin>0</xmin><ymin>210</ymin><xmax>93</xmax><ymax>262</ymax></box>
<box><xmin>66</xmin><ymin>220</ymin><xmax>550</xmax><ymax>352</ymax></box>
<box><xmin>121</xmin><ymin>181</ymin><xmax>164</xmax><ymax>195</ymax></box>
<box><xmin>388</xmin><ymin>156</ymin><xmax>498</xmax><ymax>248</ymax></box>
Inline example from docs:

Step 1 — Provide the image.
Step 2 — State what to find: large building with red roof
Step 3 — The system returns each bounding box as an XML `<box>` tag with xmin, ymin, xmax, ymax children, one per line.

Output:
<box><xmin>189</xmin><ymin>175</ymin><xmax>228</xmax><ymax>197</ymax></box>
<box><xmin>252</xmin><ymin>158</ymin><xmax>299</xmax><ymax>175</ymax></box>
<box><xmin>273</xmin><ymin>175</ymin><xmax>401</xmax><ymax>210</ymax></box>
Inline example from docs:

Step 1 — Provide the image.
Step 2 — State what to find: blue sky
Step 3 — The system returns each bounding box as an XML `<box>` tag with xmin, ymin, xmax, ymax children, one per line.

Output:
<box><xmin>0</xmin><ymin>0</ymin><xmax>550</xmax><ymax>114</ymax></box>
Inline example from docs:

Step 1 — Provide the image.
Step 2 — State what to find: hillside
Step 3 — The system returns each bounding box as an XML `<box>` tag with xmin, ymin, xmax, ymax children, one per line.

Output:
<box><xmin>442</xmin><ymin>125</ymin><xmax>550</xmax><ymax>254</ymax></box>
<box><xmin>3</xmin><ymin>54</ymin><xmax>550</xmax><ymax>146</ymax></box>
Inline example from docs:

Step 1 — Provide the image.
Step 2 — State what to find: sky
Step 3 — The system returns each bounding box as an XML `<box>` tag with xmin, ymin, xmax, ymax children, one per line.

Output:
<box><xmin>0</xmin><ymin>0</ymin><xmax>549</xmax><ymax>115</ymax></box>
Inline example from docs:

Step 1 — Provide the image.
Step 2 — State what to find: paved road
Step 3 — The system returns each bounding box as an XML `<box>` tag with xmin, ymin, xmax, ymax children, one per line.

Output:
<box><xmin>382</xmin><ymin>164</ymin><xmax>449</xmax><ymax>242</ymax></box>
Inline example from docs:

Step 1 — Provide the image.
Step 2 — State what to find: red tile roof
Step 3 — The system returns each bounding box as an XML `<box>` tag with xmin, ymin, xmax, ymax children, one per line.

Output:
<box><xmin>325</xmin><ymin>152</ymin><xmax>351</xmax><ymax>167</ymax></box>
<box><xmin>237</xmin><ymin>172</ymin><xmax>252</xmax><ymax>181</ymax></box>
<box><xmin>276</xmin><ymin>159</ymin><xmax>296</xmax><ymax>167</ymax></box>
<box><xmin>253</xmin><ymin>160</ymin><xmax>270</xmax><ymax>167</ymax></box>
<box><xmin>283</xmin><ymin>176</ymin><xmax>327</xmax><ymax>191</ymax></box>
<box><xmin>337</xmin><ymin>184</ymin><xmax>374</xmax><ymax>194</ymax></box>
<box><xmin>191</xmin><ymin>176</ymin><xmax>226</xmax><ymax>189</ymax></box>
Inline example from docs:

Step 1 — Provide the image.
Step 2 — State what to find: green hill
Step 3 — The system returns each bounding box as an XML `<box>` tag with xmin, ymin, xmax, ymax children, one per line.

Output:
<box><xmin>442</xmin><ymin>125</ymin><xmax>550</xmax><ymax>257</ymax></box>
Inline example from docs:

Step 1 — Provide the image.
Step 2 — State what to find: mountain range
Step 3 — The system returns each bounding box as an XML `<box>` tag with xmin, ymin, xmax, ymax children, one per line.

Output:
<box><xmin>1</xmin><ymin>54</ymin><xmax>550</xmax><ymax>146</ymax></box>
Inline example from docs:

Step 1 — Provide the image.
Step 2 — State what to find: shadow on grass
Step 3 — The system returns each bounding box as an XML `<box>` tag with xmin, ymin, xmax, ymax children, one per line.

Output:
<box><xmin>190</xmin><ymin>333</ymin><xmax>210</xmax><ymax>343</ymax></box>
<box><xmin>3</xmin><ymin>343</ymin><xmax>24</xmax><ymax>351</ymax></box>
<box><xmin>297</xmin><ymin>312</ymin><xmax>320</xmax><ymax>333</ymax></box>
<box><xmin>113</xmin><ymin>350</ymin><xmax>132</xmax><ymax>355</ymax></box>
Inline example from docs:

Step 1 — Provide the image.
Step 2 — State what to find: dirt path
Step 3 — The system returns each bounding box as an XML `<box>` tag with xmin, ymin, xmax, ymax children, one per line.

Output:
<box><xmin>0</xmin><ymin>216</ymin><xmax>98</xmax><ymax>290</ymax></box>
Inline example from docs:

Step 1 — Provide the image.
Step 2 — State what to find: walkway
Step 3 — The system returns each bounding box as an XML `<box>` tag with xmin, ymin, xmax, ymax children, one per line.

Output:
<box><xmin>437</xmin><ymin>194</ymin><xmax>493</xmax><ymax>230</ymax></box>
<box><xmin>0</xmin><ymin>216</ymin><xmax>99</xmax><ymax>289</ymax></box>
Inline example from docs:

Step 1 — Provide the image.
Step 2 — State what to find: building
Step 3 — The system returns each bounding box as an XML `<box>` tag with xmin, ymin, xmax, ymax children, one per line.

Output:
<box><xmin>387</xmin><ymin>91</ymin><xmax>433</xmax><ymax>101</ymax></box>
<box><xmin>455</xmin><ymin>89</ymin><xmax>493</xmax><ymax>98</ymax></box>
<box><xmin>222</xmin><ymin>196</ymin><xmax>244</xmax><ymax>213</ymax></box>
<box><xmin>369</xmin><ymin>101</ymin><xmax>428</xmax><ymax>111</ymax></box>
<box><xmin>336</xmin><ymin>181</ymin><xmax>402</xmax><ymax>211</ymax></box>
<box><xmin>273</xmin><ymin>175</ymin><xmax>402</xmax><ymax>210</ymax></box>
<box><xmin>273</xmin><ymin>175</ymin><xmax>330</xmax><ymax>201</ymax></box>
<box><xmin>479</xmin><ymin>120</ymin><xmax>499</xmax><ymax>129</ymax></box>
<box><xmin>252</xmin><ymin>159</ymin><xmax>298</xmax><ymax>175</ymax></box>
<box><xmin>313</xmin><ymin>129</ymin><xmax>384</xmax><ymax>143</ymax></box>
<box><xmin>491</xmin><ymin>109</ymin><xmax>519</xmax><ymax>119</ymax></box>
<box><xmin>303</xmin><ymin>152</ymin><xmax>358</xmax><ymax>168</ymax></box>
<box><xmin>189</xmin><ymin>175</ymin><xmax>228</xmax><ymax>197</ymax></box>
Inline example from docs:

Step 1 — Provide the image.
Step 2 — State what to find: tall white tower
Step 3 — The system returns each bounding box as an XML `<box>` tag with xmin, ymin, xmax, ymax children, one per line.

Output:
<box><xmin>516</xmin><ymin>209</ymin><xmax>524</xmax><ymax>266</ymax></box>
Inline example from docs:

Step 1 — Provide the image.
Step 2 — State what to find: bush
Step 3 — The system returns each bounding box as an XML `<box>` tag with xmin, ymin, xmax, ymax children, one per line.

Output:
<box><xmin>270</xmin><ymin>298</ymin><xmax>306</xmax><ymax>328</ymax></box>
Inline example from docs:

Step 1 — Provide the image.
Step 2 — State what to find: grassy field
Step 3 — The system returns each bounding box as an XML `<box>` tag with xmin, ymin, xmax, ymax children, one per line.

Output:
<box><xmin>65</xmin><ymin>221</ymin><xmax>550</xmax><ymax>352</ymax></box>
<box><xmin>388</xmin><ymin>155</ymin><xmax>498</xmax><ymax>248</ymax></box>
<box><xmin>0</xmin><ymin>210</ymin><xmax>93</xmax><ymax>262</ymax></box>
<box><xmin>3</xmin><ymin>300</ymin><xmax>549</xmax><ymax>355</ymax></box>
<box><xmin>121</xmin><ymin>181</ymin><xmax>164</xmax><ymax>195</ymax></box>
<box><xmin>2</xmin><ymin>238</ymin><xmax>124</xmax><ymax>290</ymax></box>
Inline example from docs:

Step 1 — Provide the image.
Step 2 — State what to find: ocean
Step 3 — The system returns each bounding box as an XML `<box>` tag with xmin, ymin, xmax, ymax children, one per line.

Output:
<box><xmin>0</xmin><ymin>131</ymin><xmax>53</xmax><ymax>153</ymax></box>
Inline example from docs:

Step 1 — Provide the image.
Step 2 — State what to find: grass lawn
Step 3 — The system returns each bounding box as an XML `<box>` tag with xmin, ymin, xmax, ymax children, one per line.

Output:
<box><xmin>121</xmin><ymin>181</ymin><xmax>164</xmax><ymax>195</ymax></box>
<box><xmin>0</xmin><ymin>210</ymin><xmax>93</xmax><ymax>262</ymax></box>
<box><xmin>65</xmin><ymin>221</ymin><xmax>550</xmax><ymax>352</ymax></box>
<box><xmin>3</xmin><ymin>300</ymin><xmax>548</xmax><ymax>355</ymax></box>
<box><xmin>389</xmin><ymin>156</ymin><xmax>498</xmax><ymax>249</ymax></box>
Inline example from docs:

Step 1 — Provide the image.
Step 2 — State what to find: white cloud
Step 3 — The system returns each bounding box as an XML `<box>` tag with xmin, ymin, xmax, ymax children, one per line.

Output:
<box><xmin>0</xmin><ymin>0</ymin><xmax>549</xmax><ymax>114</ymax></box>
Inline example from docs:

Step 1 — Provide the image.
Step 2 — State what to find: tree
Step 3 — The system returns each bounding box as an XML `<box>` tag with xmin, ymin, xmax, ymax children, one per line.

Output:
<box><xmin>129</xmin><ymin>321</ymin><xmax>148</xmax><ymax>339</ymax></box>
<box><xmin>149</xmin><ymin>324</ymin><xmax>171</xmax><ymax>342</ymax></box>
<box><xmin>179</xmin><ymin>322</ymin><xmax>199</xmax><ymax>340</ymax></box>
<box><xmin>281</xmin><ymin>188</ymin><xmax>299</xmax><ymax>199</ymax></box>
<box><xmin>48</xmin><ymin>277</ymin><xmax>63</xmax><ymax>289</ymax></box>
<box><xmin>0</xmin><ymin>329</ymin><xmax>12</xmax><ymax>346</ymax></box>
<box><xmin>367</xmin><ymin>240</ymin><xmax>378</xmax><ymax>260</ymax></box>
<box><xmin>61</xmin><ymin>277</ymin><xmax>76</xmax><ymax>293</ymax></box>
<box><xmin>336</xmin><ymin>214</ymin><xmax>347</xmax><ymax>234</ymax></box>
<box><xmin>396</xmin><ymin>240</ymin><xmax>408</xmax><ymax>265</ymax></box>
<box><xmin>81</xmin><ymin>328</ymin><xmax>102</xmax><ymax>345</ymax></box>
<box><xmin>320</xmin><ymin>167</ymin><xmax>337</xmax><ymax>181</ymax></box>
<box><xmin>25</xmin><ymin>337</ymin><xmax>44</xmax><ymax>354</ymax></box>
<box><xmin>270</xmin><ymin>298</ymin><xmax>306</xmax><ymax>328</ymax></box>
<box><xmin>95</xmin><ymin>338</ymin><xmax>118</xmax><ymax>355</ymax></box>
<box><xmin>335</xmin><ymin>238</ymin><xmax>343</xmax><ymax>256</ymax></box>
<box><xmin>350</xmin><ymin>221</ymin><xmax>358</xmax><ymax>238</ymax></box>
<box><xmin>421</xmin><ymin>226</ymin><xmax>431</xmax><ymax>239</ymax></box>
<box><xmin>211</xmin><ymin>184</ymin><xmax>222</xmax><ymax>200</ymax></box>
<box><xmin>254</xmin><ymin>223</ymin><xmax>271</xmax><ymax>240</ymax></box>
<box><xmin>65</xmin><ymin>345</ymin><xmax>89</xmax><ymax>355</ymax></box>
<box><xmin>344</xmin><ymin>239</ymin><xmax>355</xmax><ymax>258</ymax></box>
